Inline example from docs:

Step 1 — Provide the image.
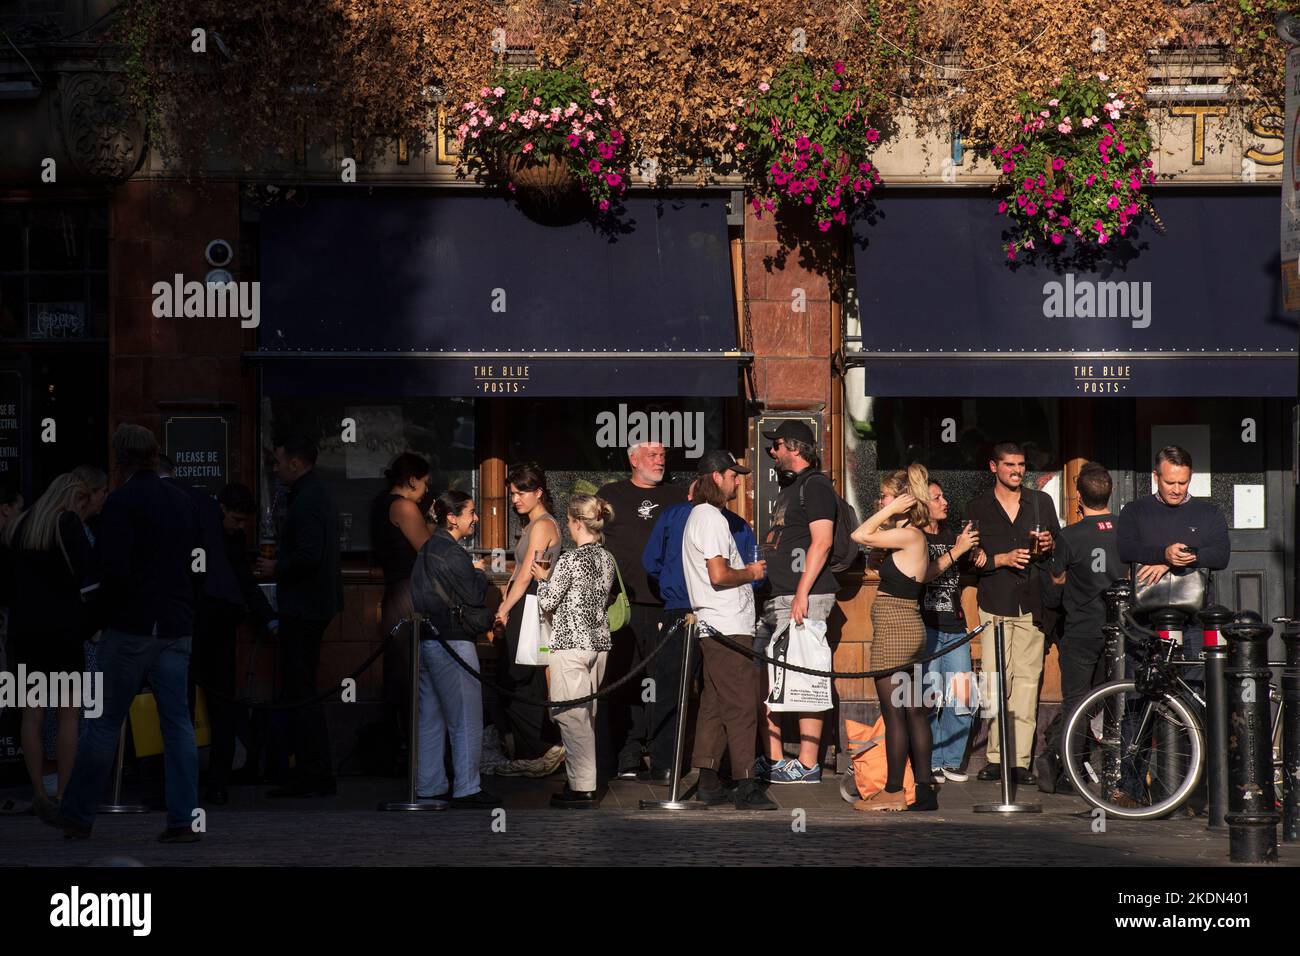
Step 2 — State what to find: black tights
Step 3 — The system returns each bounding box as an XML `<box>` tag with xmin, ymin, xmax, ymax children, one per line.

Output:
<box><xmin>875</xmin><ymin>672</ymin><xmax>936</xmax><ymax>791</ymax></box>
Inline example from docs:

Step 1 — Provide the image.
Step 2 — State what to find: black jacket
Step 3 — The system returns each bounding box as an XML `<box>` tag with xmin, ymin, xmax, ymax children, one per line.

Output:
<box><xmin>95</xmin><ymin>469</ymin><xmax>203</xmax><ymax>640</ymax></box>
<box><xmin>1</xmin><ymin>511</ymin><xmax>97</xmax><ymax>639</ymax></box>
<box><xmin>273</xmin><ymin>468</ymin><xmax>343</xmax><ymax>621</ymax></box>
<box><xmin>202</xmin><ymin>527</ymin><xmax>277</xmax><ymax>633</ymax></box>
<box><xmin>164</xmin><ymin>476</ymin><xmax>244</xmax><ymax>615</ymax></box>
<box><xmin>411</xmin><ymin>529</ymin><xmax>488</xmax><ymax>642</ymax></box>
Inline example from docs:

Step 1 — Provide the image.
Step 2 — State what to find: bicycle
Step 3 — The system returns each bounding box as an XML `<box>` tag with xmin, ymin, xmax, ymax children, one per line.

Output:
<box><xmin>1060</xmin><ymin>610</ymin><xmax>1293</xmax><ymax>821</ymax></box>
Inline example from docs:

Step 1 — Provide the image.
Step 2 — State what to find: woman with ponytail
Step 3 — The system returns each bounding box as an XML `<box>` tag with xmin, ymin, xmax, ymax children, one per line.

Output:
<box><xmin>850</xmin><ymin>463</ymin><xmax>980</xmax><ymax>812</ymax></box>
<box><xmin>530</xmin><ymin>495</ymin><xmax>617</xmax><ymax>808</ymax></box>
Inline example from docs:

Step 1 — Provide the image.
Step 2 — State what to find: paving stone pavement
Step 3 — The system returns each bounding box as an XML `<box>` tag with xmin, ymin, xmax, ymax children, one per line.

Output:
<box><xmin>2</xmin><ymin>772</ymin><xmax>1295</xmax><ymax>867</ymax></box>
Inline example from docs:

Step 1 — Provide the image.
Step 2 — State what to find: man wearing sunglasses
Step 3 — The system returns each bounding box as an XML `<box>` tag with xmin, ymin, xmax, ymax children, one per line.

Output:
<box><xmin>755</xmin><ymin>420</ymin><xmax>837</xmax><ymax>785</ymax></box>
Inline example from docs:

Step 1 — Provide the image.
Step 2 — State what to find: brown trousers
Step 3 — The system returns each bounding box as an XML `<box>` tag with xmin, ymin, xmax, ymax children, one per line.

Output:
<box><xmin>690</xmin><ymin>634</ymin><xmax>758</xmax><ymax>780</ymax></box>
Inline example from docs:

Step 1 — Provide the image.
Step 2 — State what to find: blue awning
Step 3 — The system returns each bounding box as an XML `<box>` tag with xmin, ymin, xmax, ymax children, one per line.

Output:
<box><xmin>850</xmin><ymin>189</ymin><xmax>1299</xmax><ymax>397</ymax></box>
<box><xmin>252</xmin><ymin>192</ymin><xmax>743</xmax><ymax>397</ymax></box>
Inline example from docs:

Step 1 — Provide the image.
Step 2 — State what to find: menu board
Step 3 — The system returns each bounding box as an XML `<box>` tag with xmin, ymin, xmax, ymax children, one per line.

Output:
<box><xmin>164</xmin><ymin>413</ymin><xmax>231</xmax><ymax>498</ymax></box>
<box><xmin>0</xmin><ymin>369</ymin><xmax>21</xmax><ymax>489</ymax></box>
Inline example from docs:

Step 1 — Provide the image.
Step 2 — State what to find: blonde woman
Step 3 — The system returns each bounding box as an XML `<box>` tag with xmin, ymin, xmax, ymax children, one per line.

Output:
<box><xmin>0</xmin><ymin>474</ymin><xmax>96</xmax><ymax>810</ymax></box>
<box><xmin>530</xmin><ymin>495</ymin><xmax>616</xmax><ymax>809</ymax></box>
<box><xmin>851</xmin><ymin>464</ymin><xmax>979</xmax><ymax>812</ymax></box>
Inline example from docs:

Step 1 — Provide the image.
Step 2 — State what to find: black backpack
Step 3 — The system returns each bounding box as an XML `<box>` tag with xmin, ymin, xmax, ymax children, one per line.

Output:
<box><xmin>796</xmin><ymin>471</ymin><xmax>863</xmax><ymax>573</ymax></box>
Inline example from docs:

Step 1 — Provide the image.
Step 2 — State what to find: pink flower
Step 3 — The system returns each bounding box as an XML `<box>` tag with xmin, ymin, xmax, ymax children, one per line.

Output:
<box><xmin>866</xmin><ymin>128</ymin><xmax>879</xmax><ymax>143</ymax></box>
<box><xmin>1097</xmin><ymin>233</ymin><xmax>1109</xmax><ymax>244</ymax></box>
<box><xmin>1085</xmin><ymin>174</ymin><xmax>1096</xmax><ymax>186</ymax></box>
<box><xmin>605</xmin><ymin>172</ymin><xmax>622</xmax><ymax>188</ymax></box>
<box><xmin>493</xmin><ymin>87</ymin><xmax>505</xmax><ymax>97</ymax></box>
<box><xmin>1051</xmin><ymin>157</ymin><xmax>1065</xmax><ymax>171</ymax></box>
<box><xmin>1059</xmin><ymin>216</ymin><xmax>1070</xmax><ymax>227</ymax></box>
<box><xmin>795</xmin><ymin>136</ymin><xmax>811</xmax><ymax>150</ymax></box>
<box><xmin>588</xmin><ymin>159</ymin><xmax>601</xmax><ymax>172</ymax></box>
<box><xmin>1081</xmin><ymin>117</ymin><xmax>1094</xmax><ymax>128</ymax></box>
<box><xmin>758</xmin><ymin>82</ymin><xmax>771</xmax><ymax>92</ymax></box>
<box><xmin>1002</xmin><ymin>161</ymin><xmax>1016</xmax><ymax>173</ymax></box>
<box><xmin>1025</xmin><ymin>202</ymin><xmax>1038</xmax><ymax>216</ymax></box>
<box><xmin>833</xmin><ymin>61</ymin><xmax>845</xmax><ymax>75</ymax></box>
<box><xmin>1093</xmin><ymin>219</ymin><xmax>1105</xmax><ymax>233</ymax></box>
<box><xmin>1048</xmin><ymin>98</ymin><xmax>1059</xmax><ymax>106</ymax></box>
<box><xmin>1051</xmin><ymin>233</ymin><xmax>1063</xmax><ymax>245</ymax></box>
<box><xmin>1106</xmin><ymin>195</ymin><xmax>1120</xmax><ymax>211</ymax></box>
<box><xmin>1125</xmin><ymin>202</ymin><xmax>1139</xmax><ymax>216</ymax></box>
<box><xmin>599</xmin><ymin>199</ymin><xmax>610</xmax><ymax>211</ymax></box>
<box><xmin>1057</xmin><ymin>122</ymin><xmax>1072</xmax><ymax>134</ymax></box>
<box><xmin>997</xmin><ymin>201</ymin><xmax>1008</xmax><ymax>213</ymax></box>
<box><xmin>818</xmin><ymin>220</ymin><xmax>833</xmax><ymax>232</ymax></box>
<box><xmin>522</xmin><ymin>143</ymin><xmax>534</xmax><ymax>153</ymax></box>
<box><xmin>1051</xmin><ymin>189</ymin><xmax>1064</xmax><ymax>202</ymax></box>
<box><xmin>532</xmin><ymin>97</ymin><xmax>542</xmax><ymax>106</ymax></box>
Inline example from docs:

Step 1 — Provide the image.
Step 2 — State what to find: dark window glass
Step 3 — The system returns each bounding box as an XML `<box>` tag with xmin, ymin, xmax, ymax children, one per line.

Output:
<box><xmin>28</xmin><ymin>207</ymin><xmax>85</xmax><ymax>271</ymax></box>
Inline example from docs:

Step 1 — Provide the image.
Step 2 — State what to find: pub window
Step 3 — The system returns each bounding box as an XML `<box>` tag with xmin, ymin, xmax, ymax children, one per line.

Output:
<box><xmin>503</xmin><ymin>396</ymin><xmax>727</xmax><ymax>549</ymax></box>
<box><xmin>849</xmin><ymin>397</ymin><xmax>1064</xmax><ymax>525</ymax></box>
<box><xmin>0</xmin><ymin>204</ymin><xmax>109</xmax><ymax>341</ymax></box>
<box><xmin>260</xmin><ymin>395</ymin><xmax>476</xmax><ymax>554</ymax></box>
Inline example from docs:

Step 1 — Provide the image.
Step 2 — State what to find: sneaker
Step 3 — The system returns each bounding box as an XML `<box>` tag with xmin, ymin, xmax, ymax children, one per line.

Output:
<box><xmin>754</xmin><ymin>755</ymin><xmax>789</xmax><ymax>780</ymax></box>
<box><xmin>535</xmin><ymin>745</ymin><xmax>566</xmax><ymax>777</ymax></box>
<box><xmin>733</xmin><ymin>779</ymin><xmax>779</xmax><ymax>810</ymax></box>
<box><xmin>941</xmin><ymin>767</ymin><xmax>969</xmax><ymax>783</ymax></box>
<box><xmin>768</xmin><ymin>758</ymin><xmax>822</xmax><ymax>785</ymax></box>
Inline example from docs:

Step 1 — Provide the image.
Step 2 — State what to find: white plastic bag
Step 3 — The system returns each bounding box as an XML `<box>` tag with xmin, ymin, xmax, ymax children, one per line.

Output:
<box><xmin>766</xmin><ymin>618</ymin><xmax>833</xmax><ymax>712</ymax></box>
<box><xmin>513</xmin><ymin>593</ymin><xmax>552</xmax><ymax>666</ymax></box>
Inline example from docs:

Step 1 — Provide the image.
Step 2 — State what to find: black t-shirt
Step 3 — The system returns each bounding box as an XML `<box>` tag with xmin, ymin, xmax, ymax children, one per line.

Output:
<box><xmin>922</xmin><ymin>527</ymin><xmax>975</xmax><ymax>633</ymax></box>
<box><xmin>1050</xmin><ymin>514</ymin><xmax>1124</xmax><ymax>629</ymax></box>
<box><xmin>597</xmin><ymin>479</ymin><xmax>688</xmax><ymax>606</ymax></box>
<box><xmin>762</xmin><ymin>469</ymin><xmax>839</xmax><ymax>598</ymax></box>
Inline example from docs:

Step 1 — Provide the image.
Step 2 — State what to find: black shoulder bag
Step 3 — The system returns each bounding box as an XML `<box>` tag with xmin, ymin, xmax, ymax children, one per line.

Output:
<box><xmin>415</xmin><ymin>547</ymin><xmax>495</xmax><ymax>637</ymax></box>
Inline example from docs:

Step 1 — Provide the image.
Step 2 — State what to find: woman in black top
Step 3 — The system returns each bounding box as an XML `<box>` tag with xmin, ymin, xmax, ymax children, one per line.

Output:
<box><xmin>851</xmin><ymin>464</ymin><xmax>979</xmax><ymax>812</ymax></box>
<box><xmin>0</xmin><ymin>473</ymin><xmax>96</xmax><ymax>809</ymax></box>
<box><xmin>372</xmin><ymin>453</ymin><xmax>433</xmax><ymax>745</ymax></box>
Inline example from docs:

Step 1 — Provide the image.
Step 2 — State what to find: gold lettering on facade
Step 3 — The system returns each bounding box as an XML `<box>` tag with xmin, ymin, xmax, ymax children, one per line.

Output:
<box><xmin>1170</xmin><ymin>106</ymin><xmax>1229</xmax><ymax>165</ymax></box>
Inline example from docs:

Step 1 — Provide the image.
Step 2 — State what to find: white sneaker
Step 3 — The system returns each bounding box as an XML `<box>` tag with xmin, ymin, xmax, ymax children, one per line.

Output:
<box><xmin>531</xmin><ymin>745</ymin><xmax>566</xmax><ymax>777</ymax></box>
<box><xmin>941</xmin><ymin>767</ymin><xmax>969</xmax><ymax>783</ymax></box>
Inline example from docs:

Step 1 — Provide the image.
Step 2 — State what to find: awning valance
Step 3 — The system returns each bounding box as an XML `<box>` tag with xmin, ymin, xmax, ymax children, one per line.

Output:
<box><xmin>251</xmin><ymin>193</ymin><xmax>743</xmax><ymax>397</ymax></box>
<box><xmin>850</xmin><ymin>190</ymin><xmax>1298</xmax><ymax>397</ymax></box>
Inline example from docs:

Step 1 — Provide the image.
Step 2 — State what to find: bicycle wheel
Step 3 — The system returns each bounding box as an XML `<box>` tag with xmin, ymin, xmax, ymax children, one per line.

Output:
<box><xmin>1062</xmin><ymin>680</ymin><xmax>1204</xmax><ymax>821</ymax></box>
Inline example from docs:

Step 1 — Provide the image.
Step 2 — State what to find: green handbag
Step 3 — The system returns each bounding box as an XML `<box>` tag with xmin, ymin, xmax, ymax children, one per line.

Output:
<box><xmin>607</xmin><ymin>557</ymin><xmax>631</xmax><ymax>633</ymax></box>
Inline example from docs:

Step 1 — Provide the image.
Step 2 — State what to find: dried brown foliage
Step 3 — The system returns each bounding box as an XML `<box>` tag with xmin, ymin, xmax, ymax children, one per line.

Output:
<box><xmin>121</xmin><ymin>0</ymin><xmax>1289</xmax><ymax>178</ymax></box>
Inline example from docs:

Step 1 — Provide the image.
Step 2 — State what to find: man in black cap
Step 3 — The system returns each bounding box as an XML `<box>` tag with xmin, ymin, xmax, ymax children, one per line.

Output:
<box><xmin>682</xmin><ymin>450</ymin><xmax>774</xmax><ymax>809</ymax></box>
<box><xmin>756</xmin><ymin>420</ymin><xmax>838</xmax><ymax>785</ymax></box>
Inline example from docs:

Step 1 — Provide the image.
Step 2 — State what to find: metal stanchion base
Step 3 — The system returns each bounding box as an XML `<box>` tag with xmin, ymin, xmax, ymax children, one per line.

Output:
<box><xmin>973</xmin><ymin>803</ymin><xmax>1042</xmax><ymax>813</ymax></box>
<box><xmin>638</xmin><ymin>799</ymin><xmax>712</xmax><ymax>811</ymax></box>
<box><xmin>378</xmin><ymin>800</ymin><xmax>448</xmax><ymax>811</ymax></box>
<box><xmin>98</xmin><ymin>804</ymin><xmax>150</xmax><ymax>814</ymax></box>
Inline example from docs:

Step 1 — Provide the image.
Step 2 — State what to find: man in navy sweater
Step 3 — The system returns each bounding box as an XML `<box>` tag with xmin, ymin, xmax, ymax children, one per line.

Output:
<box><xmin>641</xmin><ymin>468</ymin><xmax>761</xmax><ymax>783</ymax></box>
<box><xmin>1118</xmin><ymin>445</ymin><xmax>1230</xmax><ymax>653</ymax></box>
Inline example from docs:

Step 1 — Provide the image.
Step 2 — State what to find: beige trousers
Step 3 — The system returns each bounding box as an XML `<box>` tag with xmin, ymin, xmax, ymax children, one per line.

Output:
<box><xmin>548</xmin><ymin>649</ymin><xmax>608</xmax><ymax>792</ymax></box>
<box><xmin>978</xmin><ymin>608</ymin><xmax>1045</xmax><ymax>769</ymax></box>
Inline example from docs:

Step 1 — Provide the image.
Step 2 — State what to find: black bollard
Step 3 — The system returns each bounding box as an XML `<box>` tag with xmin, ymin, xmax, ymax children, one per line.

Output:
<box><xmin>1198</xmin><ymin>605</ymin><xmax>1233</xmax><ymax>830</ymax></box>
<box><xmin>1279</xmin><ymin>618</ymin><xmax>1300</xmax><ymax>842</ymax></box>
<box><xmin>1100</xmin><ymin>582</ymin><xmax>1133</xmax><ymax>794</ymax></box>
<box><xmin>1223</xmin><ymin>612</ymin><xmax>1279</xmax><ymax>863</ymax></box>
<box><xmin>1150</xmin><ymin>609</ymin><xmax>1186</xmax><ymax>806</ymax></box>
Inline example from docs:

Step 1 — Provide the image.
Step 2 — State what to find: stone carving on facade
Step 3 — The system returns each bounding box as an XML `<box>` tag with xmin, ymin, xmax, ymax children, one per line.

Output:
<box><xmin>57</xmin><ymin>71</ymin><xmax>146</xmax><ymax>181</ymax></box>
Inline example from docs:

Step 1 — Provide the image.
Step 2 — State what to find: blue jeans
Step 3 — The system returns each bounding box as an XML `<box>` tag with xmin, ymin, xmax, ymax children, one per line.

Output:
<box><xmin>924</xmin><ymin>625</ymin><xmax>976</xmax><ymax>771</ymax></box>
<box><xmin>61</xmin><ymin>630</ymin><xmax>197</xmax><ymax>830</ymax></box>
<box><xmin>417</xmin><ymin>639</ymin><xmax>484</xmax><ymax>798</ymax></box>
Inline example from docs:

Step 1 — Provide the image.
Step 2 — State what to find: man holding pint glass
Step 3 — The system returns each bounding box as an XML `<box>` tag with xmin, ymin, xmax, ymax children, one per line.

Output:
<box><xmin>964</xmin><ymin>441</ymin><xmax>1060</xmax><ymax>785</ymax></box>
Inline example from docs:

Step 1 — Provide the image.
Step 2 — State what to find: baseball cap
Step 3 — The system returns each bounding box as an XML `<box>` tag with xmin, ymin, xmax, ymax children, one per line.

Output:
<box><xmin>696</xmin><ymin>450</ymin><xmax>752</xmax><ymax>475</ymax></box>
<box><xmin>761</xmin><ymin>420</ymin><xmax>817</xmax><ymax>448</ymax></box>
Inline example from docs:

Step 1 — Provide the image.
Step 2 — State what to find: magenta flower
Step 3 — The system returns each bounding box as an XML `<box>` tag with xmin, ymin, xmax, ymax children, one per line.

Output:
<box><xmin>866</xmin><ymin>129</ymin><xmax>880</xmax><ymax>143</ymax></box>
<box><xmin>605</xmin><ymin>172</ymin><xmax>623</xmax><ymax>188</ymax></box>
<box><xmin>588</xmin><ymin>159</ymin><xmax>602</xmax><ymax>172</ymax></box>
<box><xmin>1051</xmin><ymin>233</ymin><xmax>1063</xmax><ymax>245</ymax></box>
<box><xmin>1051</xmin><ymin>189</ymin><xmax>1064</xmax><ymax>202</ymax></box>
<box><xmin>834</xmin><ymin>61</ymin><xmax>845</xmax><ymax>75</ymax></box>
<box><xmin>997</xmin><ymin>201</ymin><xmax>1008</xmax><ymax>213</ymax></box>
<box><xmin>598</xmin><ymin>199</ymin><xmax>609</xmax><ymax>211</ymax></box>
<box><xmin>1051</xmin><ymin>157</ymin><xmax>1065</xmax><ymax>171</ymax></box>
<box><xmin>1025</xmin><ymin>202</ymin><xmax>1038</xmax><ymax>216</ymax></box>
<box><xmin>1106</xmin><ymin>195</ymin><xmax>1119</xmax><ymax>211</ymax></box>
<box><xmin>1002</xmin><ymin>161</ymin><xmax>1015</xmax><ymax>173</ymax></box>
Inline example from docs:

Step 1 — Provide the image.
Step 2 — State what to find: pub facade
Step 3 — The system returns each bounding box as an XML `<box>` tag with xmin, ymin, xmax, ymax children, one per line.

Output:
<box><xmin>2</xmin><ymin>1</ymin><xmax>1297</xmax><ymax>770</ymax></box>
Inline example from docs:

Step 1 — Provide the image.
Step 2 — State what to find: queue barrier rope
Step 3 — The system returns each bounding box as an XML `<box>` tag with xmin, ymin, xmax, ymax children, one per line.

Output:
<box><xmin>194</xmin><ymin>614</ymin><xmax>988</xmax><ymax>712</ymax></box>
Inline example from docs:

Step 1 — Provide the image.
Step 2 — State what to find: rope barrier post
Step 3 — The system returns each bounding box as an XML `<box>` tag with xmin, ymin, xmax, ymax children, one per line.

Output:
<box><xmin>640</xmin><ymin>615</ymin><xmax>710</xmax><ymax>812</ymax></box>
<box><xmin>1198</xmin><ymin>604</ymin><xmax>1233</xmax><ymax>830</ymax></box>
<box><xmin>1223</xmin><ymin>611</ymin><xmax>1278</xmax><ymax>863</ymax></box>
<box><xmin>974</xmin><ymin>620</ymin><xmax>1040</xmax><ymax>814</ymax></box>
<box><xmin>98</xmin><ymin>723</ymin><xmax>148</xmax><ymax>814</ymax></box>
<box><xmin>379</xmin><ymin>615</ymin><xmax>447</xmax><ymax>812</ymax></box>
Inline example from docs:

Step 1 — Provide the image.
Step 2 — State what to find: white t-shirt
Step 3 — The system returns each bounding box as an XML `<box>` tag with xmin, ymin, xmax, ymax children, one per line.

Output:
<box><xmin>682</xmin><ymin>502</ymin><xmax>755</xmax><ymax>636</ymax></box>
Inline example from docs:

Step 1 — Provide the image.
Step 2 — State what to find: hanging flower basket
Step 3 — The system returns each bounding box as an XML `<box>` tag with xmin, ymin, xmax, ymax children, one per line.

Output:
<box><xmin>502</xmin><ymin>152</ymin><xmax>577</xmax><ymax>204</ymax></box>
<box><xmin>726</xmin><ymin>57</ymin><xmax>883</xmax><ymax>232</ymax></box>
<box><xmin>455</xmin><ymin>66</ymin><xmax>630</xmax><ymax>215</ymax></box>
<box><xmin>991</xmin><ymin>71</ymin><xmax>1156</xmax><ymax>260</ymax></box>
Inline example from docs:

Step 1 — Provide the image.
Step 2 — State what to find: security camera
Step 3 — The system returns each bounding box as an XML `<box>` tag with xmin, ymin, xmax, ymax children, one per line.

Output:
<box><xmin>205</xmin><ymin>239</ymin><xmax>234</xmax><ymax>268</ymax></box>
